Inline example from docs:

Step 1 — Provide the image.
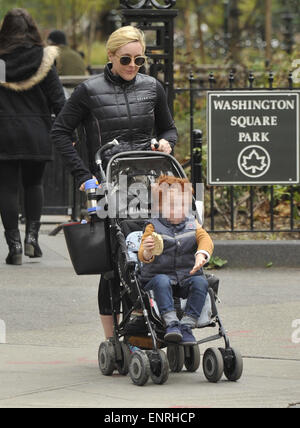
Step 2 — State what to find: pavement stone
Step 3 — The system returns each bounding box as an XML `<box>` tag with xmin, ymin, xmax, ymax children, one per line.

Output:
<box><xmin>0</xmin><ymin>217</ymin><xmax>300</xmax><ymax>409</ymax></box>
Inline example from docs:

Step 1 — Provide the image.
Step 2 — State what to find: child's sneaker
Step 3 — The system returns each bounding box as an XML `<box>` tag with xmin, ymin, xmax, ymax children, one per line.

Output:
<box><xmin>164</xmin><ymin>322</ymin><xmax>183</xmax><ymax>343</ymax></box>
<box><xmin>180</xmin><ymin>324</ymin><xmax>197</xmax><ymax>345</ymax></box>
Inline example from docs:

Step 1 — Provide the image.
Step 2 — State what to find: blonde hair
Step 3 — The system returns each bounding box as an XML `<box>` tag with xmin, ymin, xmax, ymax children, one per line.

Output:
<box><xmin>106</xmin><ymin>26</ymin><xmax>146</xmax><ymax>54</ymax></box>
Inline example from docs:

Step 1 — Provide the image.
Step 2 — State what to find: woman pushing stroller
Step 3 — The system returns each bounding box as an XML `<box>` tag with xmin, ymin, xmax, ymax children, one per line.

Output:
<box><xmin>51</xmin><ymin>25</ymin><xmax>178</xmax><ymax>339</ymax></box>
<box><xmin>138</xmin><ymin>175</ymin><xmax>214</xmax><ymax>346</ymax></box>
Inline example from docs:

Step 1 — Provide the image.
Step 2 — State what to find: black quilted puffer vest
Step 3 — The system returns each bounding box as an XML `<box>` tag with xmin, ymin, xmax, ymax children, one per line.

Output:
<box><xmin>82</xmin><ymin>64</ymin><xmax>157</xmax><ymax>168</ymax></box>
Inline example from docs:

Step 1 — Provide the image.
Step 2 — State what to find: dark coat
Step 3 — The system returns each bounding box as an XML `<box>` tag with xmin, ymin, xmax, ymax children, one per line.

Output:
<box><xmin>51</xmin><ymin>64</ymin><xmax>178</xmax><ymax>186</ymax></box>
<box><xmin>0</xmin><ymin>45</ymin><xmax>65</xmax><ymax>161</ymax></box>
<box><xmin>55</xmin><ymin>44</ymin><xmax>86</xmax><ymax>76</ymax></box>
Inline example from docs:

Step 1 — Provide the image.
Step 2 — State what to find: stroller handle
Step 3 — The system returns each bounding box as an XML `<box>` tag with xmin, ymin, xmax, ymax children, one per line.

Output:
<box><xmin>95</xmin><ymin>139</ymin><xmax>119</xmax><ymax>165</ymax></box>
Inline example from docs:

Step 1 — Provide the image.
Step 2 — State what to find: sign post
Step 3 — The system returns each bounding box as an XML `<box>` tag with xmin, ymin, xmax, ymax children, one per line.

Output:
<box><xmin>207</xmin><ymin>91</ymin><xmax>300</xmax><ymax>185</ymax></box>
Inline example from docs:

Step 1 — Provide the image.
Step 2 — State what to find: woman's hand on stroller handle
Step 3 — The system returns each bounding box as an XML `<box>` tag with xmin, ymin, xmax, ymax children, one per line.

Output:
<box><xmin>151</xmin><ymin>138</ymin><xmax>172</xmax><ymax>154</ymax></box>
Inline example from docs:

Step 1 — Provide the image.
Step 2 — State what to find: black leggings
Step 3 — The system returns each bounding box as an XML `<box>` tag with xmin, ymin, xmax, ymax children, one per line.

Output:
<box><xmin>98</xmin><ymin>275</ymin><xmax>121</xmax><ymax>316</ymax></box>
<box><xmin>0</xmin><ymin>160</ymin><xmax>46</xmax><ymax>230</ymax></box>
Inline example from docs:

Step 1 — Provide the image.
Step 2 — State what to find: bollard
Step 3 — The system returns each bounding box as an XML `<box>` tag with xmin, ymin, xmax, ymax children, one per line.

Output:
<box><xmin>191</xmin><ymin>129</ymin><xmax>204</xmax><ymax>224</ymax></box>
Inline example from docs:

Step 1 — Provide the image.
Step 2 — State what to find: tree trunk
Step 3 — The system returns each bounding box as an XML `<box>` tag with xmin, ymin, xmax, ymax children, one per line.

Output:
<box><xmin>183</xmin><ymin>8</ymin><xmax>193</xmax><ymax>65</ymax></box>
<box><xmin>54</xmin><ymin>0</ymin><xmax>63</xmax><ymax>29</ymax></box>
<box><xmin>195</xmin><ymin>0</ymin><xmax>206</xmax><ymax>64</ymax></box>
<box><xmin>265</xmin><ymin>0</ymin><xmax>272</xmax><ymax>68</ymax></box>
<box><xmin>228</xmin><ymin>0</ymin><xmax>241</xmax><ymax>64</ymax></box>
<box><xmin>70</xmin><ymin>0</ymin><xmax>77</xmax><ymax>50</ymax></box>
<box><xmin>86</xmin><ymin>6</ymin><xmax>97</xmax><ymax>66</ymax></box>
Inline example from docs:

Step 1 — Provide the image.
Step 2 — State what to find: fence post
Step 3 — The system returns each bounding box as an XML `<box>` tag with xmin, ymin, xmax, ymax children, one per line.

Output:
<box><xmin>191</xmin><ymin>129</ymin><xmax>204</xmax><ymax>225</ymax></box>
<box><xmin>189</xmin><ymin>72</ymin><xmax>195</xmax><ymax>156</ymax></box>
<box><xmin>191</xmin><ymin>129</ymin><xmax>203</xmax><ymax>188</ymax></box>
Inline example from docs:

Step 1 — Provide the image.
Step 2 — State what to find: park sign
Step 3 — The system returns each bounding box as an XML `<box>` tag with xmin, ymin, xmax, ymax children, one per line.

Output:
<box><xmin>207</xmin><ymin>91</ymin><xmax>300</xmax><ymax>185</ymax></box>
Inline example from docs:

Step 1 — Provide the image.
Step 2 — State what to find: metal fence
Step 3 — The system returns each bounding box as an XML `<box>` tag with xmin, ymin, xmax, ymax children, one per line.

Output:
<box><xmin>42</xmin><ymin>72</ymin><xmax>300</xmax><ymax>235</ymax></box>
<box><xmin>176</xmin><ymin>70</ymin><xmax>300</xmax><ymax>234</ymax></box>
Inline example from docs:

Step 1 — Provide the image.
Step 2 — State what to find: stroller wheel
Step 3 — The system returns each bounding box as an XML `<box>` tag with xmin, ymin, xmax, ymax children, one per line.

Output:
<box><xmin>202</xmin><ymin>347</ymin><xmax>224</xmax><ymax>383</ymax></box>
<box><xmin>184</xmin><ymin>344</ymin><xmax>201</xmax><ymax>372</ymax></box>
<box><xmin>115</xmin><ymin>342</ymin><xmax>131</xmax><ymax>376</ymax></box>
<box><xmin>219</xmin><ymin>347</ymin><xmax>243</xmax><ymax>382</ymax></box>
<box><xmin>129</xmin><ymin>350</ymin><xmax>150</xmax><ymax>386</ymax></box>
<box><xmin>148</xmin><ymin>350</ymin><xmax>169</xmax><ymax>385</ymax></box>
<box><xmin>167</xmin><ymin>344</ymin><xmax>184</xmax><ymax>373</ymax></box>
<box><xmin>98</xmin><ymin>341</ymin><xmax>116</xmax><ymax>376</ymax></box>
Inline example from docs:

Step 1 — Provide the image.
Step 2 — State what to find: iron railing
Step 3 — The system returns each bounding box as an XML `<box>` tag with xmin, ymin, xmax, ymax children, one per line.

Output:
<box><xmin>44</xmin><ymin>66</ymin><xmax>300</xmax><ymax>236</ymax></box>
<box><xmin>178</xmin><ymin>70</ymin><xmax>300</xmax><ymax>234</ymax></box>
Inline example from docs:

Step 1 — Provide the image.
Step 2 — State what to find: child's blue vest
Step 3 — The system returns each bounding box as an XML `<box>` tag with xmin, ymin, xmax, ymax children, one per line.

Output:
<box><xmin>140</xmin><ymin>216</ymin><xmax>203</xmax><ymax>286</ymax></box>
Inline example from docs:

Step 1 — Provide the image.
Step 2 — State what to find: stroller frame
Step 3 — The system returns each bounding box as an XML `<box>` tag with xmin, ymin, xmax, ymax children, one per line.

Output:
<box><xmin>95</xmin><ymin>144</ymin><xmax>243</xmax><ymax>386</ymax></box>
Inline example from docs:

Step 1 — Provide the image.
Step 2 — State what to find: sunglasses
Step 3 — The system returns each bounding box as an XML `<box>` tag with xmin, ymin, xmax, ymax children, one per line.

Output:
<box><xmin>116</xmin><ymin>55</ymin><xmax>147</xmax><ymax>67</ymax></box>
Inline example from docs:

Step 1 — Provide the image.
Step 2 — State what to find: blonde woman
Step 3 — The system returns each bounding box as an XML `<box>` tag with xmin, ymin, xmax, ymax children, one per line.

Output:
<box><xmin>51</xmin><ymin>26</ymin><xmax>178</xmax><ymax>339</ymax></box>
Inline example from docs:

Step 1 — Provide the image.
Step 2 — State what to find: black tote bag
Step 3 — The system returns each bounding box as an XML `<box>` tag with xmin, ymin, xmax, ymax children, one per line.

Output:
<box><xmin>63</xmin><ymin>218</ymin><xmax>112</xmax><ymax>275</ymax></box>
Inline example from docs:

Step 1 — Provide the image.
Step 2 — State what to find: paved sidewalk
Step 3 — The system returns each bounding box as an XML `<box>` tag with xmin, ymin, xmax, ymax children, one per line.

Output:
<box><xmin>0</xmin><ymin>218</ymin><xmax>300</xmax><ymax>408</ymax></box>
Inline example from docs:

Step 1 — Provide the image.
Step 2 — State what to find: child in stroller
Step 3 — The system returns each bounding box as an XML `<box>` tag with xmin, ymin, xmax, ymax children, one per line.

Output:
<box><xmin>138</xmin><ymin>174</ymin><xmax>213</xmax><ymax>346</ymax></box>
<box><xmin>93</xmin><ymin>146</ymin><xmax>243</xmax><ymax>386</ymax></box>
<box><xmin>64</xmin><ymin>143</ymin><xmax>243</xmax><ymax>385</ymax></box>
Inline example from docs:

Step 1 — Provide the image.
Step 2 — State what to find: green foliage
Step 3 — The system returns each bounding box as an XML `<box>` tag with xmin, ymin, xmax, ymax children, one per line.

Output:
<box><xmin>0</xmin><ymin>0</ymin><xmax>119</xmax><ymax>42</ymax></box>
<box><xmin>171</xmin><ymin>1</ymin><xmax>300</xmax><ymax>233</ymax></box>
<box><xmin>207</xmin><ymin>256</ymin><xmax>228</xmax><ymax>270</ymax></box>
<box><xmin>79</xmin><ymin>41</ymin><xmax>107</xmax><ymax>65</ymax></box>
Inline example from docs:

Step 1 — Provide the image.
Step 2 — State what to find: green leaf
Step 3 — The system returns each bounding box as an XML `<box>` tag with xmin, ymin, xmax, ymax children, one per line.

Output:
<box><xmin>207</xmin><ymin>256</ymin><xmax>228</xmax><ymax>269</ymax></box>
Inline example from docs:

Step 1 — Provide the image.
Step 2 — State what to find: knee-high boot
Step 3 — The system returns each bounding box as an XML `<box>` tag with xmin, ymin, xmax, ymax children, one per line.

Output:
<box><xmin>4</xmin><ymin>229</ymin><xmax>22</xmax><ymax>265</ymax></box>
<box><xmin>24</xmin><ymin>221</ymin><xmax>43</xmax><ymax>258</ymax></box>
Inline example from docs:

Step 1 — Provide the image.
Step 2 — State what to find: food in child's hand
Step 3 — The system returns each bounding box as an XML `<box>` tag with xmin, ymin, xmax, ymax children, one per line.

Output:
<box><xmin>151</xmin><ymin>232</ymin><xmax>164</xmax><ymax>256</ymax></box>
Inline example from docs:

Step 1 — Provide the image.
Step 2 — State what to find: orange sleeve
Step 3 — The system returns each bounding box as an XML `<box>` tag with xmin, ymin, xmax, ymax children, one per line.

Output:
<box><xmin>138</xmin><ymin>223</ymin><xmax>155</xmax><ymax>263</ymax></box>
<box><xmin>195</xmin><ymin>220</ymin><xmax>214</xmax><ymax>257</ymax></box>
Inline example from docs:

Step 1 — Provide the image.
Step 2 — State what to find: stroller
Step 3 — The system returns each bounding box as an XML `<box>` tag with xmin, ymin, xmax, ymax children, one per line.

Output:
<box><xmin>91</xmin><ymin>142</ymin><xmax>243</xmax><ymax>386</ymax></box>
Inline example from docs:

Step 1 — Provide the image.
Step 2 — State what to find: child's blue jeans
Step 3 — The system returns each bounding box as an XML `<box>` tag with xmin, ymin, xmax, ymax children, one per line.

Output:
<box><xmin>143</xmin><ymin>274</ymin><xmax>208</xmax><ymax>321</ymax></box>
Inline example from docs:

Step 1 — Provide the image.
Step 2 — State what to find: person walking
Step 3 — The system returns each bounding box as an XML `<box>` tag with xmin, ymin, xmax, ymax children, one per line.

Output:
<box><xmin>0</xmin><ymin>8</ymin><xmax>66</xmax><ymax>265</ymax></box>
<box><xmin>51</xmin><ymin>25</ymin><xmax>178</xmax><ymax>339</ymax></box>
<box><xmin>47</xmin><ymin>30</ymin><xmax>86</xmax><ymax>76</ymax></box>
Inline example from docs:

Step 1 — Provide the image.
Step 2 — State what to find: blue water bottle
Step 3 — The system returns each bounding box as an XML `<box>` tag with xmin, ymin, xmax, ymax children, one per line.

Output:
<box><xmin>85</xmin><ymin>178</ymin><xmax>99</xmax><ymax>215</ymax></box>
